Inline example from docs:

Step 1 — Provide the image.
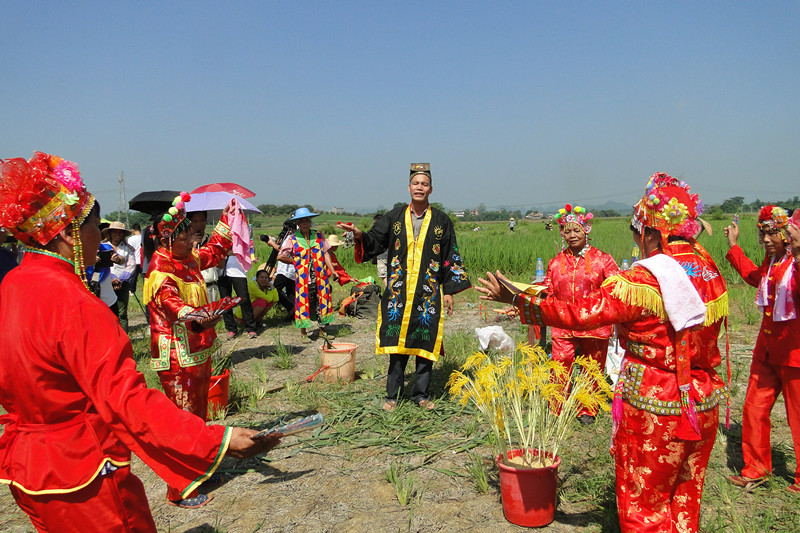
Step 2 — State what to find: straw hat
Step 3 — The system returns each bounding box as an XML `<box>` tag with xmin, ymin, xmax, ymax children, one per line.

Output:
<box><xmin>102</xmin><ymin>221</ymin><xmax>132</xmax><ymax>239</ymax></box>
<box><xmin>327</xmin><ymin>234</ymin><xmax>344</xmax><ymax>247</ymax></box>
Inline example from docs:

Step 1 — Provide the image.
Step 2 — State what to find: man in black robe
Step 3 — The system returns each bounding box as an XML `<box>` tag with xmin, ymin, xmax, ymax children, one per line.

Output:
<box><xmin>337</xmin><ymin>163</ymin><xmax>470</xmax><ymax>410</ymax></box>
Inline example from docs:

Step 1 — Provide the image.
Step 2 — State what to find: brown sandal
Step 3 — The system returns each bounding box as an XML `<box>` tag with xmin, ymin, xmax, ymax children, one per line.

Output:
<box><xmin>729</xmin><ymin>475</ymin><xmax>767</xmax><ymax>491</ymax></box>
<box><xmin>417</xmin><ymin>399</ymin><xmax>435</xmax><ymax>410</ymax></box>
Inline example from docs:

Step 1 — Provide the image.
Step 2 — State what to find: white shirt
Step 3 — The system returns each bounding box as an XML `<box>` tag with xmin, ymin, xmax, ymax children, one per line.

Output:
<box><xmin>97</xmin><ymin>275</ymin><xmax>117</xmax><ymax>307</ymax></box>
<box><xmin>276</xmin><ymin>235</ymin><xmax>296</xmax><ymax>280</ymax></box>
<box><xmin>224</xmin><ymin>255</ymin><xmax>247</xmax><ymax>278</ymax></box>
<box><xmin>127</xmin><ymin>234</ymin><xmax>142</xmax><ymax>265</ymax></box>
<box><xmin>110</xmin><ymin>242</ymin><xmax>137</xmax><ymax>281</ymax></box>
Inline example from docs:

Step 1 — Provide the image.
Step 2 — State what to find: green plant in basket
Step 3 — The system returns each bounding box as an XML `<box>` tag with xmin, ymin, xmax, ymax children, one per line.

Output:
<box><xmin>447</xmin><ymin>343</ymin><xmax>612</xmax><ymax>468</ymax></box>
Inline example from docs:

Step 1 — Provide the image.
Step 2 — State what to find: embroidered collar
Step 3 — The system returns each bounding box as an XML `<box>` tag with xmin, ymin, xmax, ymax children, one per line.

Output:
<box><xmin>566</xmin><ymin>244</ymin><xmax>591</xmax><ymax>258</ymax></box>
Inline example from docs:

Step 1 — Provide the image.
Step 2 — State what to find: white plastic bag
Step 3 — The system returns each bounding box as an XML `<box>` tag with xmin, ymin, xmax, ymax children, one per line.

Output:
<box><xmin>475</xmin><ymin>326</ymin><xmax>516</xmax><ymax>354</ymax></box>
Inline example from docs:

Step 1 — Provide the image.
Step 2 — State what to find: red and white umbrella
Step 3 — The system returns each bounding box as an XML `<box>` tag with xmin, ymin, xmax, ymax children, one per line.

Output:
<box><xmin>190</xmin><ymin>182</ymin><xmax>256</xmax><ymax>199</ymax></box>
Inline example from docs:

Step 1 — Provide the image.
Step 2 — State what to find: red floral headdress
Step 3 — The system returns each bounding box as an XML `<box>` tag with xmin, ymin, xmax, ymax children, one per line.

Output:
<box><xmin>757</xmin><ymin>205</ymin><xmax>788</xmax><ymax>234</ymax></box>
<box><xmin>631</xmin><ymin>172</ymin><xmax>703</xmax><ymax>239</ymax></box>
<box><xmin>553</xmin><ymin>204</ymin><xmax>593</xmax><ymax>234</ymax></box>
<box><xmin>0</xmin><ymin>152</ymin><xmax>95</xmax><ymax>246</ymax></box>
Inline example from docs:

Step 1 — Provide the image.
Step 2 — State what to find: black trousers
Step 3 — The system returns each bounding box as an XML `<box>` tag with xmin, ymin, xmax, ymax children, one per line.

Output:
<box><xmin>385</xmin><ymin>354</ymin><xmax>433</xmax><ymax>403</ymax></box>
<box><xmin>128</xmin><ymin>266</ymin><xmax>141</xmax><ymax>294</ymax></box>
<box><xmin>218</xmin><ymin>274</ymin><xmax>256</xmax><ymax>333</ymax></box>
<box><xmin>273</xmin><ymin>274</ymin><xmax>296</xmax><ymax>314</ymax></box>
<box><xmin>112</xmin><ymin>281</ymin><xmax>131</xmax><ymax>333</ymax></box>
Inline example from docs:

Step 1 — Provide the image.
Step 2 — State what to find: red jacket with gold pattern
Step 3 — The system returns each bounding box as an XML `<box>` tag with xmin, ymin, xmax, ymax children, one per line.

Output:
<box><xmin>726</xmin><ymin>245</ymin><xmax>800</xmax><ymax>368</ymax></box>
<box><xmin>520</xmin><ymin>241</ymin><xmax>728</xmax><ymax>417</ymax></box>
<box><xmin>543</xmin><ymin>246</ymin><xmax>619</xmax><ymax>339</ymax></box>
<box><xmin>144</xmin><ymin>218</ymin><xmax>232</xmax><ymax>371</ymax></box>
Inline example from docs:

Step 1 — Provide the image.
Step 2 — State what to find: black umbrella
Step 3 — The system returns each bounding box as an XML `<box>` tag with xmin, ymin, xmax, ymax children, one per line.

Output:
<box><xmin>128</xmin><ymin>190</ymin><xmax>180</xmax><ymax>216</ymax></box>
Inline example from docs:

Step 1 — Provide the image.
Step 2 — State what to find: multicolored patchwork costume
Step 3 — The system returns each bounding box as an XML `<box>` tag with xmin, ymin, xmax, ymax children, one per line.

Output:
<box><xmin>287</xmin><ymin>229</ymin><xmax>335</xmax><ymax>328</ymax></box>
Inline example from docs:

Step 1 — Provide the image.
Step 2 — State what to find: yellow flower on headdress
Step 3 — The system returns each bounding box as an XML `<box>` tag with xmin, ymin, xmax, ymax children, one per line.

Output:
<box><xmin>661</xmin><ymin>197</ymin><xmax>688</xmax><ymax>226</ymax></box>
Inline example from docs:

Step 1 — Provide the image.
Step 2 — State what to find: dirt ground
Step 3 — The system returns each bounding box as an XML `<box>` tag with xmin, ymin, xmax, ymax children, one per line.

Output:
<box><xmin>0</xmin><ymin>298</ymin><xmax>790</xmax><ymax>532</ymax></box>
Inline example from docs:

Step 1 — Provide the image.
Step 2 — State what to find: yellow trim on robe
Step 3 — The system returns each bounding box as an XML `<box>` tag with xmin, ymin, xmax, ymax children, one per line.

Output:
<box><xmin>373</xmin><ymin>206</ymin><xmax>444</xmax><ymax>362</ymax></box>
<box><xmin>142</xmin><ymin>269</ymin><xmax>209</xmax><ymax>307</ymax></box>
<box><xmin>0</xmin><ymin>458</ymin><xmax>131</xmax><ymax>495</ymax></box>
<box><xmin>181</xmin><ymin>426</ymin><xmax>232</xmax><ymax>498</ymax></box>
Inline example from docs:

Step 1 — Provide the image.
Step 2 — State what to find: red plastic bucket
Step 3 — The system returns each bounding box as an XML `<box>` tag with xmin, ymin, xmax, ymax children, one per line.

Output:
<box><xmin>207</xmin><ymin>368</ymin><xmax>230</xmax><ymax>420</ymax></box>
<box><xmin>496</xmin><ymin>449</ymin><xmax>560</xmax><ymax>527</ymax></box>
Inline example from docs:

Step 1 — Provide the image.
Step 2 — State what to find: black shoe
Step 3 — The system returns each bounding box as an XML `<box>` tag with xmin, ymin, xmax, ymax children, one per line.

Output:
<box><xmin>578</xmin><ymin>414</ymin><xmax>596</xmax><ymax>426</ymax></box>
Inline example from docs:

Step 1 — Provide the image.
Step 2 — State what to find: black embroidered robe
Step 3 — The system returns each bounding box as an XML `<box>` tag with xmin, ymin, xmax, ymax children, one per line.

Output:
<box><xmin>355</xmin><ymin>205</ymin><xmax>470</xmax><ymax>361</ymax></box>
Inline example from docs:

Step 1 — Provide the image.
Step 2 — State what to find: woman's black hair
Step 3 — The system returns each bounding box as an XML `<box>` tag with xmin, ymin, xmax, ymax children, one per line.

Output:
<box><xmin>142</xmin><ymin>224</ymin><xmax>158</xmax><ymax>262</ymax></box>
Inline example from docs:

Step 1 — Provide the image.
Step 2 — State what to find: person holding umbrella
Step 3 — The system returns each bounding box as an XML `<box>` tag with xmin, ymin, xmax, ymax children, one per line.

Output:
<box><xmin>185</xmin><ymin>190</ymin><xmax>261</xmax><ymax>339</ymax></box>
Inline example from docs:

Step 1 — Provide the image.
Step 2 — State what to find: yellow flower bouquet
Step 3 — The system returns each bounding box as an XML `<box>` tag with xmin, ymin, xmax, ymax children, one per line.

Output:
<box><xmin>447</xmin><ymin>342</ymin><xmax>612</xmax><ymax>468</ymax></box>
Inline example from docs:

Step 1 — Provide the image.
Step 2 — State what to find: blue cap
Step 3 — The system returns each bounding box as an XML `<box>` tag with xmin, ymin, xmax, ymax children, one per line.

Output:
<box><xmin>290</xmin><ymin>207</ymin><xmax>319</xmax><ymax>221</ymax></box>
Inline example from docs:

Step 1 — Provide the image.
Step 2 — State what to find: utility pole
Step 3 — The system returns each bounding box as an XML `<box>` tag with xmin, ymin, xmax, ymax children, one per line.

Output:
<box><xmin>117</xmin><ymin>172</ymin><xmax>129</xmax><ymax>225</ymax></box>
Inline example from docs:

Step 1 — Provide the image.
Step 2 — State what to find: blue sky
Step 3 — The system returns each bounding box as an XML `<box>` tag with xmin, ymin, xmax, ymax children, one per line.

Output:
<box><xmin>2</xmin><ymin>1</ymin><xmax>798</xmax><ymax>215</ymax></box>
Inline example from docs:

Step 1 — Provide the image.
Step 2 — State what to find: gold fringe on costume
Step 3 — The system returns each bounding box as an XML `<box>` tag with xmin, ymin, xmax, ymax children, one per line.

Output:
<box><xmin>142</xmin><ymin>271</ymin><xmax>209</xmax><ymax>307</ymax></box>
<box><xmin>605</xmin><ymin>276</ymin><xmax>667</xmax><ymax>321</ymax></box>
<box><xmin>605</xmin><ymin>275</ymin><xmax>728</xmax><ymax>327</ymax></box>
<box><xmin>703</xmin><ymin>292</ymin><xmax>729</xmax><ymax>326</ymax></box>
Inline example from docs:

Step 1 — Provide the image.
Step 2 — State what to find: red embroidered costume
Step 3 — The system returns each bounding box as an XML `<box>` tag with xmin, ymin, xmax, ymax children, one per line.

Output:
<box><xmin>546</xmin><ymin>205</ymin><xmax>619</xmax><ymax>417</ymax></box>
<box><xmin>0</xmin><ymin>154</ymin><xmax>232</xmax><ymax>531</ymax></box>
<box><xmin>505</xmin><ymin>174</ymin><xmax>729</xmax><ymax>532</ymax></box>
<box><xmin>726</xmin><ymin>205</ymin><xmax>800</xmax><ymax>489</ymax></box>
<box><xmin>143</xmin><ymin>197</ymin><xmax>234</xmax><ymax>502</ymax></box>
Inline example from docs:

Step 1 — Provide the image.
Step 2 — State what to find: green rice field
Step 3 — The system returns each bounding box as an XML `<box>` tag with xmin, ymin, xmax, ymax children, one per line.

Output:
<box><xmin>247</xmin><ymin>212</ymin><xmax>764</xmax><ymax>285</ymax></box>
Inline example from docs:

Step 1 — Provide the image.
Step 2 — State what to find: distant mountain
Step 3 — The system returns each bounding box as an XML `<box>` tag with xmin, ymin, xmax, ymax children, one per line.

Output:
<box><xmin>532</xmin><ymin>199</ymin><xmax>632</xmax><ymax>215</ymax></box>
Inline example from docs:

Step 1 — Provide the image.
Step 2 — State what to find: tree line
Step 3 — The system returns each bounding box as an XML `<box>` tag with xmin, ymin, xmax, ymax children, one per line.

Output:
<box><xmin>104</xmin><ymin>196</ymin><xmax>797</xmax><ymax>227</ymax></box>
